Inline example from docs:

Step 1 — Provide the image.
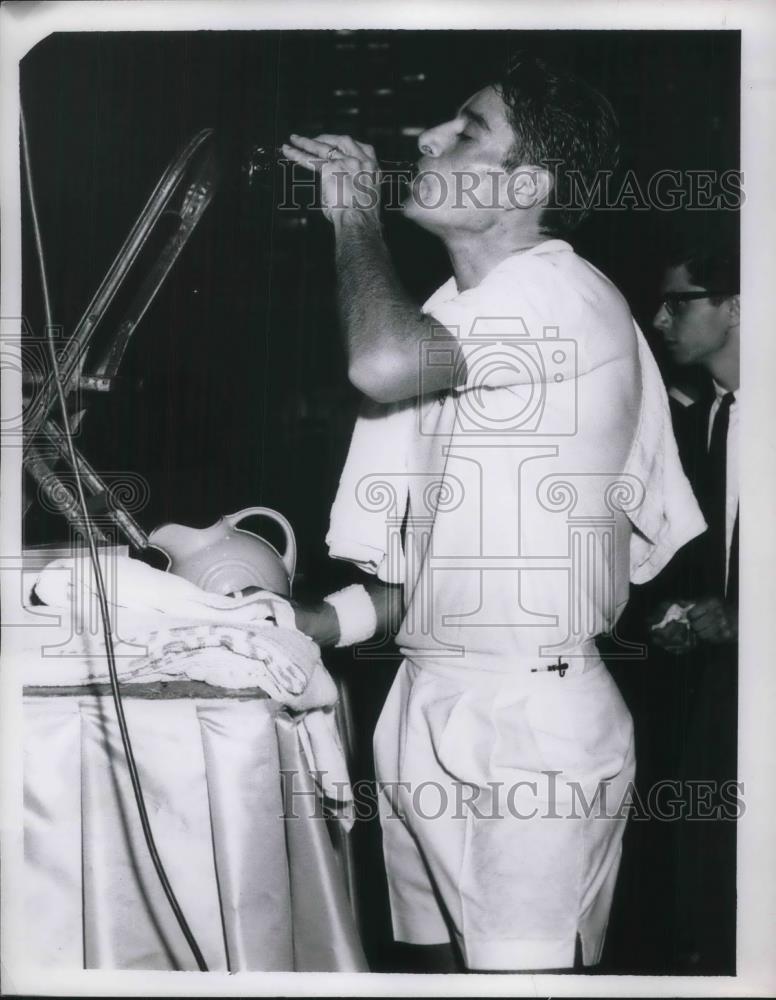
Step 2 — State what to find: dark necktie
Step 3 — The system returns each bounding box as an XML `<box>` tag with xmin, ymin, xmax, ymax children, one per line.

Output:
<box><xmin>704</xmin><ymin>391</ymin><xmax>735</xmax><ymax>596</ymax></box>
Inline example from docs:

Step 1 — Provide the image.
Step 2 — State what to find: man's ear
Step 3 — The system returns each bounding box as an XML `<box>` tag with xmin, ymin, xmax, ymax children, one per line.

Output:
<box><xmin>503</xmin><ymin>164</ymin><xmax>554</xmax><ymax>212</ymax></box>
<box><xmin>727</xmin><ymin>294</ymin><xmax>740</xmax><ymax>324</ymax></box>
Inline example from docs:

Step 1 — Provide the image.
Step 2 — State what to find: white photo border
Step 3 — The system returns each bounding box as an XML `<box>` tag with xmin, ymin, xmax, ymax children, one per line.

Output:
<box><xmin>1</xmin><ymin>1</ymin><xmax>774</xmax><ymax>997</ymax></box>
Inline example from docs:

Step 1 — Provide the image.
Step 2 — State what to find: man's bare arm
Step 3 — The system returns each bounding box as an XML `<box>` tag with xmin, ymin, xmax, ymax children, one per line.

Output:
<box><xmin>279</xmin><ymin>131</ymin><xmax>463</xmax><ymax>401</ymax></box>
<box><xmin>334</xmin><ymin>211</ymin><xmax>463</xmax><ymax>403</ymax></box>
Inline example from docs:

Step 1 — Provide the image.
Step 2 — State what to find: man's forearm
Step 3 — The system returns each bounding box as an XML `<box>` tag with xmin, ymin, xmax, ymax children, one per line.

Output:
<box><xmin>334</xmin><ymin>211</ymin><xmax>431</xmax><ymax>400</ymax></box>
<box><xmin>294</xmin><ymin>579</ymin><xmax>403</xmax><ymax>649</ymax></box>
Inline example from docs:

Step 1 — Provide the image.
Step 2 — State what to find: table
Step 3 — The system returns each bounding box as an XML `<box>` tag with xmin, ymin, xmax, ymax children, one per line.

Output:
<box><xmin>23</xmin><ymin>681</ymin><xmax>367</xmax><ymax>972</ymax></box>
<box><xmin>14</xmin><ymin>552</ymin><xmax>369</xmax><ymax>975</ymax></box>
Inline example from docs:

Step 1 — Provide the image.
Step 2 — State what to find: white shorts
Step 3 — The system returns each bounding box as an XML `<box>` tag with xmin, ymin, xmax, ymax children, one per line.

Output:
<box><xmin>373</xmin><ymin>655</ymin><xmax>635</xmax><ymax>971</ymax></box>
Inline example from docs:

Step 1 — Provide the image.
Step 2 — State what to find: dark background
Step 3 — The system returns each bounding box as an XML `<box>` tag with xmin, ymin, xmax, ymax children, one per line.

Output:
<box><xmin>20</xmin><ymin>29</ymin><xmax>740</xmax><ymax>973</ymax></box>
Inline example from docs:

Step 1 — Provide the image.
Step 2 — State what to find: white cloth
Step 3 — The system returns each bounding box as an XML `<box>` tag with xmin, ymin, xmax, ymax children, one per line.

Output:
<box><xmin>32</xmin><ymin>553</ymin><xmax>294</xmax><ymax>626</ymax></box>
<box><xmin>22</xmin><ymin>696</ymin><xmax>366</xmax><ymax>971</ymax></box>
<box><xmin>393</xmin><ymin>241</ymin><xmax>705</xmax><ymax>665</ymax></box>
<box><xmin>24</xmin><ymin>556</ymin><xmax>351</xmax><ymax>814</ymax></box>
<box><xmin>623</xmin><ymin>319</ymin><xmax>708</xmax><ymax>584</ymax></box>
<box><xmin>374</xmin><ymin>656</ymin><xmax>635</xmax><ymax>970</ymax></box>
<box><xmin>651</xmin><ymin>600</ymin><xmax>696</xmax><ymax>630</ymax></box>
<box><xmin>327</xmin><ymin>242</ymin><xmax>705</xmax><ymax>612</ymax></box>
<box><xmin>708</xmin><ymin>380</ymin><xmax>739</xmax><ymax>585</ymax></box>
<box><xmin>326</xmin><ymin>398</ymin><xmax>414</xmax><ymax>583</ymax></box>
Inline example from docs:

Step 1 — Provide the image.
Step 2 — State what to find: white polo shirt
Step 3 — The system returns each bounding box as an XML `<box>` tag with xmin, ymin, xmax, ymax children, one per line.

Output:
<box><xmin>394</xmin><ymin>240</ymin><xmax>643</xmax><ymax>669</ymax></box>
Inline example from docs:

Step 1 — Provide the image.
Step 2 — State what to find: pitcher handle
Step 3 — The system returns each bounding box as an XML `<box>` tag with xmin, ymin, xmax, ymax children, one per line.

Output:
<box><xmin>225</xmin><ymin>507</ymin><xmax>297</xmax><ymax>582</ymax></box>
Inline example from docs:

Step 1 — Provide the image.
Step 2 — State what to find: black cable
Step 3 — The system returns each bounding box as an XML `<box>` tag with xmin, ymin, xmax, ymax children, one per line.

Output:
<box><xmin>21</xmin><ymin>108</ymin><xmax>209</xmax><ymax>972</ymax></box>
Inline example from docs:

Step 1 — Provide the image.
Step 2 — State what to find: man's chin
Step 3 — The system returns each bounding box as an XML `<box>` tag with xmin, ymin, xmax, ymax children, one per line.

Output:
<box><xmin>401</xmin><ymin>195</ymin><xmax>449</xmax><ymax>233</ymax></box>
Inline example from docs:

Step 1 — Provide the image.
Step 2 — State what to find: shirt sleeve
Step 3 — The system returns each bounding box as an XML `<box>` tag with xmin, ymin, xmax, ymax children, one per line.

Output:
<box><xmin>424</xmin><ymin>256</ymin><xmax>589</xmax><ymax>393</ymax></box>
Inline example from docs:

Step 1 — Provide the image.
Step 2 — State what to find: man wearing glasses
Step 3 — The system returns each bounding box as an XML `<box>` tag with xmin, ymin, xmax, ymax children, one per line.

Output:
<box><xmin>651</xmin><ymin>246</ymin><xmax>740</xmax><ymax>651</ymax></box>
<box><xmin>649</xmin><ymin>243</ymin><xmax>739</xmax><ymax>973</ymax></box>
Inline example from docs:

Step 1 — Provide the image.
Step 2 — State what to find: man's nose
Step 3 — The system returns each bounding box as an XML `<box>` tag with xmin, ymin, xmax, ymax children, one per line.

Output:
<box><xmin>416</xmin><ymin>126</ymin><xmax>439</xmax><ymax>157</ymax></box>
<box><xmin>417</xmin><ymin>120</ymin><xmax>455</xmax><ymax>158</ymax></box>
<box><xmin>653</xmin><ymin>303</ymin><xmax>671</xmax><ymax>332</ymax></box>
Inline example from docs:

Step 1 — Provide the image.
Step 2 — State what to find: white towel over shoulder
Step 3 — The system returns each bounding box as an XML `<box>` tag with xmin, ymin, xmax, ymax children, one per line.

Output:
<box><xmin>325</xmin><ymin>397</ymin><xmax>415</xmax><ymax>584</ymax></box>
<box><xmin>326</xmin><ymin>245</ymin><xmax>706</xmax><ymax>590</ymax></box>
<box><xmin>623</xmin><ymin>321</ymin><xmax>707</xmax><ymax>582</ymax></box>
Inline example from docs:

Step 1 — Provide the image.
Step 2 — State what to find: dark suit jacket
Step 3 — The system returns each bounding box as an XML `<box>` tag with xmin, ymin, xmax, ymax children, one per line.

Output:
<box><xmin>603</xmin><ymin>384</ymin><xmax>739</xmax><ymax>975</ymax></box>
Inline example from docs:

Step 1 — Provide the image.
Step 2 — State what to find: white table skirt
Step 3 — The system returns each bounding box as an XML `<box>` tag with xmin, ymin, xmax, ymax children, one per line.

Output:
<box><xmin>23</xmin><ymin>690</ymin><xmax>367</xmax><ymax>972</ymax></box>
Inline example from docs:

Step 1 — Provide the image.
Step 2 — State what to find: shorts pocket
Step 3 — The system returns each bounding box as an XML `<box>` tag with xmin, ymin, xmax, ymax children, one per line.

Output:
<box><xmin>523</xmin><ymin>668</ymin><xmax>633</xmax><ymax>785</ymax></box>
<box><xmin>432</xmin><ymin>688</ymin><xmax>498</xmax><ymax>788</ymax></box>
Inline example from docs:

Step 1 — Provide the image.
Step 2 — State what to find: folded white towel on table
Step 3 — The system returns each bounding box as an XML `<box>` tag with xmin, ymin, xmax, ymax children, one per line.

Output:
<box><xmin>32</xmin><ymin>552</ymin><xmax>295</xmax><ymax>626</ymax></box>
<box><xmin>25</xmin><ymin>555</ymin><xmax>352</xmax><ymax>823</ymax></box>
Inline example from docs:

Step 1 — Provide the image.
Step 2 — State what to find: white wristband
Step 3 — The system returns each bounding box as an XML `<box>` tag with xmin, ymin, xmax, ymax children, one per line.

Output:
<box><xmin>322</xmin><ymin>584</ymin><xmax>378</xmax><ymax>648</ymax></box>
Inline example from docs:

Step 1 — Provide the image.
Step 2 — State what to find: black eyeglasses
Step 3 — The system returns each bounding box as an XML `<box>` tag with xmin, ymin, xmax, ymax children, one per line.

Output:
<box><xmin>659</xmin><ymin>290</ymin><xmax>736</xmax><ymax>316</ymax></box>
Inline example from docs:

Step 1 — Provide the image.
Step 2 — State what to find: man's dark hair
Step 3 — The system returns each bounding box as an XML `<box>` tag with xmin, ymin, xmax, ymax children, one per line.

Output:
<box><xmin>667</xmin><ymin>243</ymin><xmax>740</xmax><ymax>305</ymax></box>
<box><xmin>494</xmin><ymin>54</ymin><xmax>619</xmax><ymax>236</ymax></box>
